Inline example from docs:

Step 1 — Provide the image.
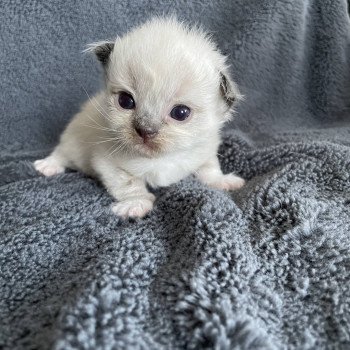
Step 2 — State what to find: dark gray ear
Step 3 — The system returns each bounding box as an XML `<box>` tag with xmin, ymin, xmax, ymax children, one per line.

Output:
<box><xmin>85</xmin><ymin>41</ymin><xmax>115</xmax><ymax>66</ymax></box>
<box><xmin>219</xmin><ymin>71</ymin><xmax>241</xmax><ymax>107</ymax></box>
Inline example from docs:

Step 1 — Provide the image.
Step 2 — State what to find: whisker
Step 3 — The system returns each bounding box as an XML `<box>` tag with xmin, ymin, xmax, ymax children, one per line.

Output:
<box><xmin>87</xmin><ymin>135</ymin><xmax>126</xmax><ymax>144</ymax></box>
<box><xmin>217</xmin><ymin>152</ymin><xmax>225</xmax><ymax>158</ymax></box>
<box><xmin>82</xmin><ymin>87</ymin><xmax>111</xmax><ymax>119</ymax></box>
<box><xmin>91</xmin><ymin>94</ymin><xmax>111</xmax><ymax>118</ymax></box>
<box><xmin>193</xmin><ymin>169</ymin><xmax>200</xmax><ymax>177</ymax></box>
<box><xmin>82</xmin><ymin>139</ymin><xmax>114</xmax><ymax>145</ymax></box>
<box><xmin>82</xmin><ymin>123</ymin><xmax>115</xmax><ymax>132</ymax></box>
<box><xmin>109</xmin><ymin>141</ymin><xmax>128</xmax><ymax>157</ymax></box>
<box><xmin>83</xmin><ymin>112</ymin><xmax>115</xmax><ymax>132</ymax></box>
<box><xmin>171</xmin><ymin>128</ymin><xmax>192</xmax><ymax>136</ymax></box>
<box><xmin>105</xmin><ymin>142</ymin><xmax>118</xmax><ymax>156</ymax></box>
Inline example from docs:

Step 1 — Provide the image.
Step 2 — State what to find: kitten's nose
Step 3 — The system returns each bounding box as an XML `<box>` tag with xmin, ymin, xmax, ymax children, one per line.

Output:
<box><xmin>134</xmin><ymin>126</ymin><xmax>158</xmax><ymax>140</ymax></box>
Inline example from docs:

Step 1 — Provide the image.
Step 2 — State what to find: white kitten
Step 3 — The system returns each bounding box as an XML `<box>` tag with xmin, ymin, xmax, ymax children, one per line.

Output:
<box><xmin>34</xmin><ymin>17</ymin><xmax>245</xmax><ymax>218</ymax></box>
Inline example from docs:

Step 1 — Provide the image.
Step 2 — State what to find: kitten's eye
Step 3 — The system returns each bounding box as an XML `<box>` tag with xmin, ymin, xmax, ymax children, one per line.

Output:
<box><xmin>170</xmin><ymin>105</ymin><xmax>191</xmax><ymax>121</ymax></box>
<box><xmin>118</xmin><ymin>92</ymin><xmax>135</xmax><ymax>109</ymax></box>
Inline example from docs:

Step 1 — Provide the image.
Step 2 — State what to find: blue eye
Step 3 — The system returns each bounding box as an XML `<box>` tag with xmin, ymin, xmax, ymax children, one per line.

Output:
<box><xmin>170</xmin><ymin>105</ymin><xmax>191</xmax><ymax>121</ymax></box>
<box><xmin>118</xmin><ymin>92</ymin><xmax>135</xmax><ymax>109</ymax></box>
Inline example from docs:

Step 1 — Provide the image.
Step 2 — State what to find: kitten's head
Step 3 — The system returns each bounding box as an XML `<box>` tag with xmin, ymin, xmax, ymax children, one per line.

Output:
<box><xmin>86</xmin><ymin>17</ymin><xmax>242</xmax><ymax>157</ymax></box>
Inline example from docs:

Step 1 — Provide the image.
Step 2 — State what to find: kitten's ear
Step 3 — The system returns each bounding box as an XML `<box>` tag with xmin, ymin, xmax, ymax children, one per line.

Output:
<box><xmin>84</xmin><ymin>41</ymin><xmax>115</xmax><ymax>65</ymax></box>
<box><xmin>219</xmin><ymin>69</ymin><xmax>243</xmax><ymax>109</ymax></box>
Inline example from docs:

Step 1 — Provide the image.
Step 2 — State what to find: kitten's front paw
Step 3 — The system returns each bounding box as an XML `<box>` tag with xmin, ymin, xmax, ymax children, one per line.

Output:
<box><xmin>208</xmin><ymin>173</ymin><xmax>246</xmax><ymax>191</ymax></box>
<box><xmin>112</xmin><ymin>197</ymin><xmax>154</xmax><ymax>219</ymax></box>
<box><xmin>34</xmin><ymin>157</ymin><xmax>65</xmax><ymax>177</ymax></box>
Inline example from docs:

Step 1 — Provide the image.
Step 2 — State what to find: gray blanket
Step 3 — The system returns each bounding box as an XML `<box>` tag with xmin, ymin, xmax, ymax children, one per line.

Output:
<box><xmin>1</xmin><ymin>1</ymin><xmax>350</xmax><ymax>349</ymax></box>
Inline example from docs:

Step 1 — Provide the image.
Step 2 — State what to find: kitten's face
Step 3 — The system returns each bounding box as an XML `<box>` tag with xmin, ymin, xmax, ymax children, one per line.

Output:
<box><xmin>104</xmin><ymin>55</ymin><xmax>220</xmax><ymax>157</ymax></box>
<box><xmin>90</xmin><ymin>19</ymin><xmax>241</xmax><ymax>157</ymax></box>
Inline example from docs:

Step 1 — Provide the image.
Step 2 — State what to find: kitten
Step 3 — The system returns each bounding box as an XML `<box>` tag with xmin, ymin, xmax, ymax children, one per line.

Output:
<box><xmin>34</xmin><ymin>17</ymin><xmax>245</xmax><ymax>218</ymax></box>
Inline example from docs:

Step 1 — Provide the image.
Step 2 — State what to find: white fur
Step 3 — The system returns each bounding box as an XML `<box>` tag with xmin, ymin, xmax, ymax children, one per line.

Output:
<box><xmin>34</xmin><ymin>17</ymin><xmax>245</xmax><ymax>218</ymax></box>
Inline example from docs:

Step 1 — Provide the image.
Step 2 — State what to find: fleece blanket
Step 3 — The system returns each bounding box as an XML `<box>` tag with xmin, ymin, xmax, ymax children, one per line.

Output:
<box><xmin>1</xmin><ymin>0</ymin><xmax>350</xmax><ymax>349</ymax></box>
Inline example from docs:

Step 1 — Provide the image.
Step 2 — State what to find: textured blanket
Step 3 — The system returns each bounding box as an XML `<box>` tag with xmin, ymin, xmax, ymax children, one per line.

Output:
<box><xmin>1</xmin><ymin>0</ymin><xmax>350</xmax><ymax>349</ymax></box>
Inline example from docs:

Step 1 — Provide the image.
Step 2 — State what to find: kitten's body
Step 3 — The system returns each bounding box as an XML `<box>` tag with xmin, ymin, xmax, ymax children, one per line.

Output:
<box><xmin>34</xmin><ymin>18</ymin><xmax>245</xmax><ymax>218</ymax></box>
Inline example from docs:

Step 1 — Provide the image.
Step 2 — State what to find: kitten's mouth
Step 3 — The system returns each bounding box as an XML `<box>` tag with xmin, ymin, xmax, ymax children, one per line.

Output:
<box><xmin>133</xmin><ymin>136</ymin><xmax>167</xmax><ymax>157</ymax></box>
<box><xmin>132</xmin><ymin>136</ymin><xmax>161</xmax><ymax>156</ymax></box>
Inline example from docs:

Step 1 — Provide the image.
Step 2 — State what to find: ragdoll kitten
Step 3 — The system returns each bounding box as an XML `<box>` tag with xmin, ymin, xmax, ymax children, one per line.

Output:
<box><xmin>34</xmin><ymin>17</ymin><xmax>245</xmax><ymax>218</ymax></box>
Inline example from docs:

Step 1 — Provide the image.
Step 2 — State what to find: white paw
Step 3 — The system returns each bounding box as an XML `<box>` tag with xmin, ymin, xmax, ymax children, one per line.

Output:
<box><xmin>34</xmin><ymin>157</ymin><xmax>65</xmax><ymax>177</ymax></box>
<box><xmin>208</xmin><ymin>173</ymin><xmax>246</xmax><ymax>191</ymax></box>
<box><xmin>112</xmin><ymin>197</ymin><xmax>154</xmax><ymax>219</ymax></box>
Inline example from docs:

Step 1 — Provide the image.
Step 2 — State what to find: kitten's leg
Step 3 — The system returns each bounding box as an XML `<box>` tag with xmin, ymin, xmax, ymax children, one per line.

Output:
<box><xmin>196</xmin><ymin>156</ymin><xmax>245</xmax><ymax>191</ymax></box>
<box><xmin>93</xmin><ymin>158</ymin><xmax>155</xmax><ymax>219</ymax></box>
<box><xmin>34</xmin><ymin>149</ymin><xmax>66</xmax><ymax>177</ymax></box>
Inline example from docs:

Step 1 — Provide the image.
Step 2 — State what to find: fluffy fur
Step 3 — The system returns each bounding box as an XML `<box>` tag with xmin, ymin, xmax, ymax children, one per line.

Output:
<box><xmin>34</xmin><ymin>17</ymin><xmax>245</xmax><ymax>218</ymax></box>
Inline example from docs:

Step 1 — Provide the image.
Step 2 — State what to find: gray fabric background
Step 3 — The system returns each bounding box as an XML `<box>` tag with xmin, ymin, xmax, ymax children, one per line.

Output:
<box><xmin>1</xmin><ymin>0</ymin><xmax>350</xmax><ymax>349</ymax></box>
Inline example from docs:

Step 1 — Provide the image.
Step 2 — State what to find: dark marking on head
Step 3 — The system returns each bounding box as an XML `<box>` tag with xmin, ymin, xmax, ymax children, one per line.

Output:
<box><xmin>220</xmin><ymin>72</ymin><xmax>236</xmax><ymax>107</ymax></box>
<box><xmin>94</xmin><ymin>42</ymin><xmax>115</xmax><ymax>66</ymax></box>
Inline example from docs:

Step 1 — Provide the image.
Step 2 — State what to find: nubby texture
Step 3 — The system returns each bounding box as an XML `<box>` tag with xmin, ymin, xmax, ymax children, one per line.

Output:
<box><xmin>1</xmin><ymin>0</ymin><xmax>350</xmax><ymax>349</ymax></box>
